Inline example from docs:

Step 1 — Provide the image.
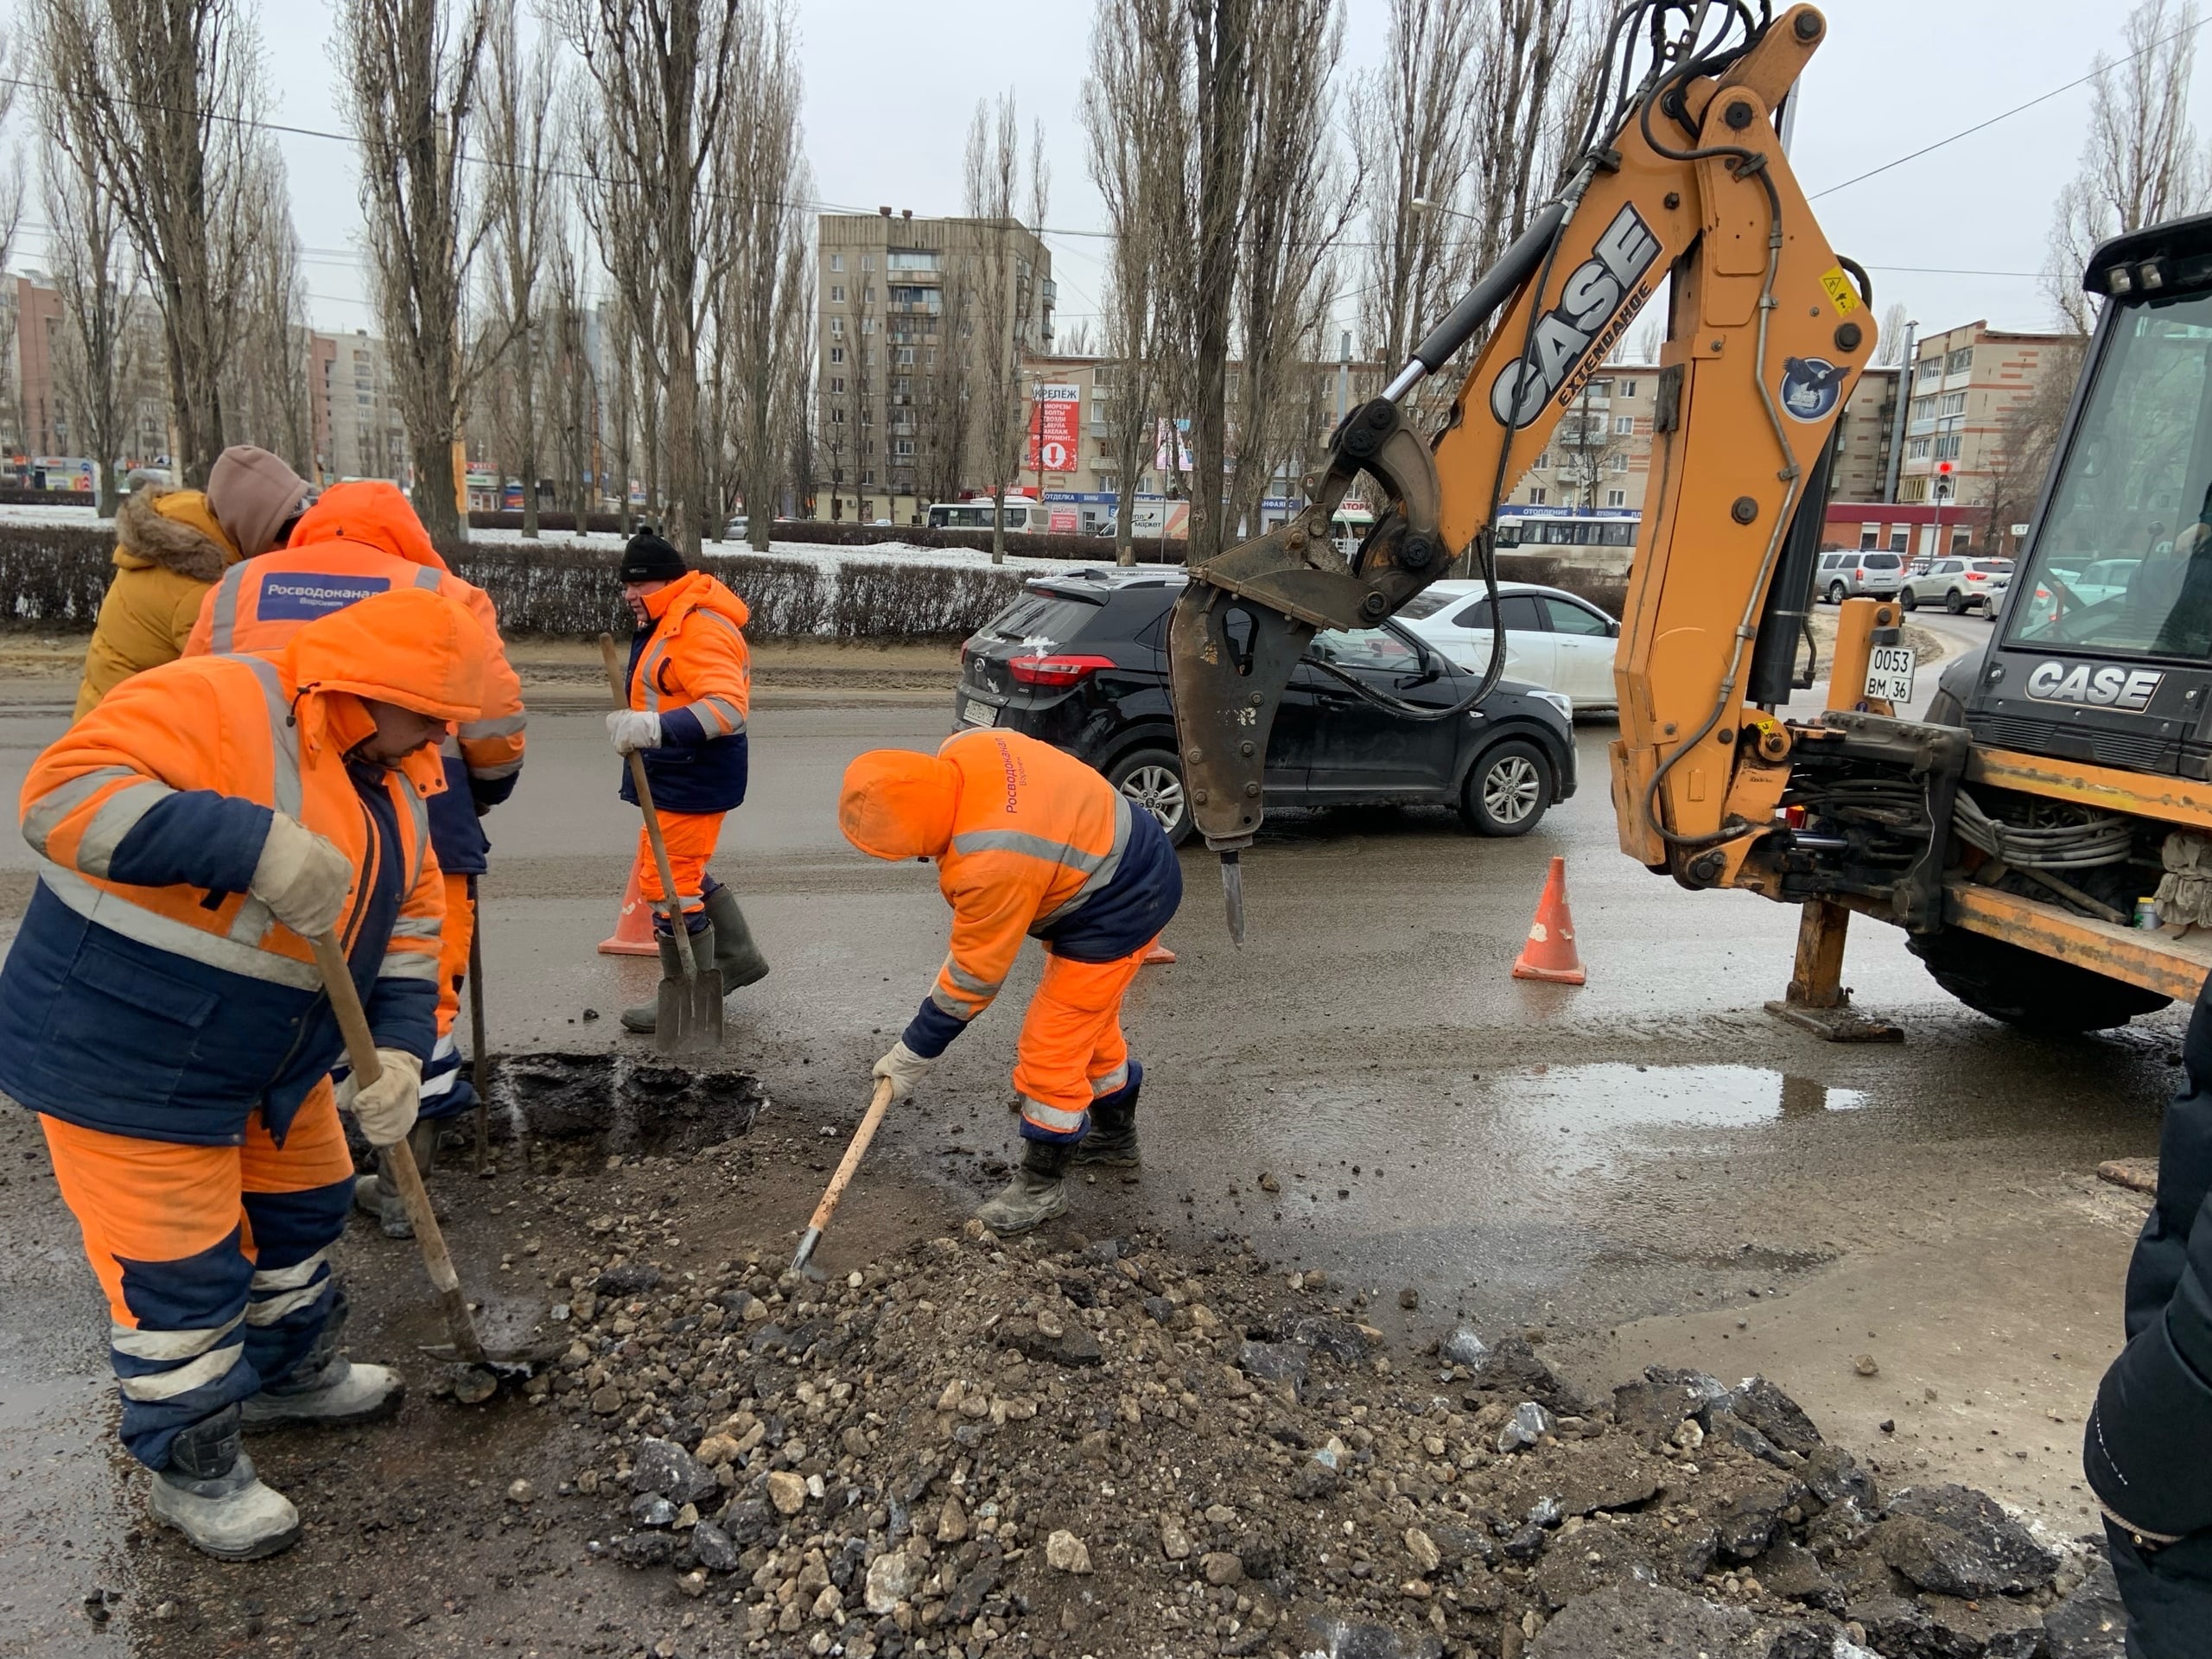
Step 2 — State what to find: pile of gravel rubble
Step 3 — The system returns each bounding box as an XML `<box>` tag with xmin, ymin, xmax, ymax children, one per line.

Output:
<box><xmin>514</xmin><ymin>1220</ymin><xmax>2128</xmax><ymax>1659</ymax></box>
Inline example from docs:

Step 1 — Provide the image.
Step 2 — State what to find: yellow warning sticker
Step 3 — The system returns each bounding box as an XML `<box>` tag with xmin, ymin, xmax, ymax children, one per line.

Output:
<box><xmin>1821</xmin><ymin>265</ymin><xmax>1860</xmax><ymax>315</ymax></box>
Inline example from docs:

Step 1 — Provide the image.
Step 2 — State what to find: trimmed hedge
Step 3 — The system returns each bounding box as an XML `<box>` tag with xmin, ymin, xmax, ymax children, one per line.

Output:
<box><xmin>1</xmin><ymin>522</ymin><xmax>123</xmax><ymax>626</ymax></box>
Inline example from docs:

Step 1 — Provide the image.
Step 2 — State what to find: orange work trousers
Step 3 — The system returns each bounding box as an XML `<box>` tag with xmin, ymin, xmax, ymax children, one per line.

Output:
<box><xmin>1010</xmin><ymin>944</ymin><xmax>1148</xmax><ymax>1143</ymax></box>
<box><xmin>435</xmin><ymin>871</ymin><xmax>474</xmax><ymax>1039</ymax></box>
<box><xmin>632</xmin><ymin>810</ymin><xmax>724</xmax><ymax>928</ymax></box>
<box><xmin>40</xmin><ymin>1085</ymin><xmax>357</xmax><ymax>1470</ymax></box>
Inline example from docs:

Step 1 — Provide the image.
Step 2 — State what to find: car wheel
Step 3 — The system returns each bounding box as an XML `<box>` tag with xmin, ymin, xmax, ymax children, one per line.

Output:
<box><xmin>1107</xmin><ymin>748</ymin><xmax>1194</xmax><ymax>847</ymax></box>
<box><xmin>1908</xmin><ymin>927</ymin><xmax>2169</xmax><ymax>1032</ymax></box>
<box><xmin>1460</xmin><ymin>740</ymin><xmax>1551</xmax><ymax>837</ymax></box>
<box><xmin>1944</xmin><ymin>588</ymin><xmax>1966</xmax><ymax>614</ymax></box>
<box><xmin>1898</xmin><ymin>588</ymin><xmax>1917</xmax><ymax>611</ymax></box>
<box><xmin>1826</xmin><ymin>581</ymin><xmax>1847</xmax><ymax>604</ymax></box>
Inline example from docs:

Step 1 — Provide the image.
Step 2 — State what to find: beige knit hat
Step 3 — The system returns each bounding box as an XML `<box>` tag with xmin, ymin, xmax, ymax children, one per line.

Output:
<box><xmin>206</xmin><ymin>445</ymin><xmax>312</xmax><ymax>557</ymax></box>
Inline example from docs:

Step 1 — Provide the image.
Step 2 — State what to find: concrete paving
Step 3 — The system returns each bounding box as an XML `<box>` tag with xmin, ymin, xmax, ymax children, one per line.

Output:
<box><xmin>0</xmin><ymin>607</ymin><xmax>2163</xmax><ymax>1649</ymax></box>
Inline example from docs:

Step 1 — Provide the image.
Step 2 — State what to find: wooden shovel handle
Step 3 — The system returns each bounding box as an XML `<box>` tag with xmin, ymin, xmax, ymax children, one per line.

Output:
<box><xmin>601</xmin><ymin>632</ymin><xmax>700</xmax><ymax>980</ymax></box>
<box><xmin>310</xmin><ymin>931</ymin><xmax>487</xmax><ymax>1363</ymax></box>
<box><xmin>805</xmin><ymin>1077</ymin><xmax>899</xmax><ymax>1236</ymax></box>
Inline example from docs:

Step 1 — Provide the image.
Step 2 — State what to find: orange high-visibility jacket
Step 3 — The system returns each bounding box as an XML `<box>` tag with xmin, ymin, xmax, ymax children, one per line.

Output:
<box><xmin>185</xmin><ymin>480</ymin><xmax>527</xmax><ymax>820</ymax></box>
<box><xmin>842</xmin><ymin>729</ymin><xmax>1178</xmax><ymax>1055</ymax></box>
<box><xmin>620</xmin><ymin>569</ymin><xmax>752</xmax><ymax>815</ymax></box>
<box><xmin>0</xmin><ymin>587</ymin><xmax>486</xmax><ymax>1145</ymax></box>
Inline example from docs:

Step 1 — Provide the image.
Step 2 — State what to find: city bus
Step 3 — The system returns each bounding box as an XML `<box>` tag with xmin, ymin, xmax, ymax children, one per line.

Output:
<box><xmin>926</xmin><ymin>495</ymin><xmax>1050</xmax><ymax>533</ymax></box>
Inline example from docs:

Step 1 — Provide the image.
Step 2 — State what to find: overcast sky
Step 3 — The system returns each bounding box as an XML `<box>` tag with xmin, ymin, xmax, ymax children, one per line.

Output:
<box><xmin>16</xmin><ymin>0</ymin><xmax>2190</xmax><ymax>354</ymax></box>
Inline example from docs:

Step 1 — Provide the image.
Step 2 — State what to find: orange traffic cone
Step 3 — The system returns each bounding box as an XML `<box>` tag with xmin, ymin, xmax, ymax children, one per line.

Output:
<box><xmin>597</xmin><ymin>865</ymin><xmax>662</xmax><ymax>957</ymax></box>
<box><xmin>1511</xmin><ymin>855</ymin><xmax>1586</xmax><ymax>985</ymax></box>
<box><xmin>1142</xmin><ymin>938</ymin><xmax>1177</xmax><ymax>965</ymax></box>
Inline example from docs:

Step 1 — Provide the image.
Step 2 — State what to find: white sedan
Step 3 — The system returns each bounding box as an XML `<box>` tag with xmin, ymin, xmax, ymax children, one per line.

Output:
<box><xmin>1395</xmin><ymin>580</ymin><xmax>1620</xmax><ymax>714</ymax></box>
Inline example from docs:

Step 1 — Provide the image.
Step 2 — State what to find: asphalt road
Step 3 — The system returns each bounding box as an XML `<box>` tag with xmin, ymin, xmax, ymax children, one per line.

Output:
<box><xmin>0</xmin><ymin>606</ymin><xmax>2163</xmax><ymax>1649</ymax></box>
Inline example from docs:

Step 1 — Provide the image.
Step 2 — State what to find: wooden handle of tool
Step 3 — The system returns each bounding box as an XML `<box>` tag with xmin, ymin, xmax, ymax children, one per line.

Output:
<box><xmin>310</xmin><ymin>932</ymin><xmax>474</xmax><ymax>1325</ymax></box>
<box><xmin>805</xmin><ymin>1077</ymin><xmax>899</xmax><ymax>1236</ymax></box>
<box><xmin>601</xmin><ymin>632</ymin><xmax>698</xmax><ymax>981</ymax></box>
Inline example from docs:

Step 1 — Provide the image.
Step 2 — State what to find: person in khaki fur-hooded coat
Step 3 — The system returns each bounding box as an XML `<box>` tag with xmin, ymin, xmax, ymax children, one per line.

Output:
<box><xmin>73</xmin><ymin>446</ymin><xmax>312</xmax><ymax>720</ymax></box>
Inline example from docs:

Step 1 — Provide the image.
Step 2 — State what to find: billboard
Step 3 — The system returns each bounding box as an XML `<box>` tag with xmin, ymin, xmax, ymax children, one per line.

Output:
<box><xmin>1027</xmin><ymin>384</ymin><xmax>1082</xmax><ymax>473</ymax></box>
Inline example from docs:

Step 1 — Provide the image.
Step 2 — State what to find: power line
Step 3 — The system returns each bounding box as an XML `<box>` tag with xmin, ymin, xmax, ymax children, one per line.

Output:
<box><xmin>1807</xmin><ymin>11</ymin><xmax>2210</xmax><ymax>200</ymax></box>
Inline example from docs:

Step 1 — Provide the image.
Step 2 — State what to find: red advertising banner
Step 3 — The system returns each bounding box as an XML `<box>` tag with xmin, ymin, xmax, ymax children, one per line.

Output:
<box><xmin>1027</xmin><ymin>385</ymin><xmax>1082</xmax><ymax>473</ymax></box>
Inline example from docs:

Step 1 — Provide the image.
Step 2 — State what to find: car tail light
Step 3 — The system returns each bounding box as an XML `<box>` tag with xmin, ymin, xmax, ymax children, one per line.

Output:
<box><xmin>1007</xmin><ymin>653</ymin><xmax>1116</xmax><ymax>688</ymax></box>
<box><xmin>1965</xmin><ymin>571</ymin><xmax>1986</xmax><ymax>582</ymax></box>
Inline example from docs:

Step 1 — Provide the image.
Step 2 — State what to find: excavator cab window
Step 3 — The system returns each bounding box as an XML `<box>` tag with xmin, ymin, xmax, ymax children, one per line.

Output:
<box><xmin>2011</xmin><ymin>292</ymin><xmax>2212</xmax><ymax>659</ymax></box>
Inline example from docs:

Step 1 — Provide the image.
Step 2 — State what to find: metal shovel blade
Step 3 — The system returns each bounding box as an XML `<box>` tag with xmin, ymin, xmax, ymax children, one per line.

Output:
<box><xmin>654</xmin><ymin>964</ymin><xmax>724</xmax><ymax>1056</ymax></box>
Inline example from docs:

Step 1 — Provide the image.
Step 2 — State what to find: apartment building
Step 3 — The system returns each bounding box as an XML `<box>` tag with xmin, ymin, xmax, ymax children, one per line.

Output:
<box><xmin>1829</xmin><ymin>364</ymin><xmax>1898</xmax><ymax>502</ymax></box>
<box><xmin>815</xmin><ymin>207</ymin><xmax>1054</xmax><ymax>524</ymax></box>
<box><xmin>322</xmin><ymin>329</ymin><xmax>411</xmax><ymax>486</ymax></box>
<box><xmin>1892</xmin><ymin>320</ymin><xmax>2069</xmax><ymax>556</ymax></box>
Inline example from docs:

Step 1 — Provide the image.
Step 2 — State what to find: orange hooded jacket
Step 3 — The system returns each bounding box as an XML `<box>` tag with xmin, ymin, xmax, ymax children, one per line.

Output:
<box><xmin>184</xmin><ymin>480</ymin><xmax>526</xmax><ymax>870</ymax></box>
<box><xmin>620</xmin><ymin>569</ymin><xmax>753</xmax><ymax>815</ymax></box>
<box><xmin>839</xmin><ymin>729</ymin><xmax>1179</xmax><ymax>1057</ymax></box>
<box><xmin>0</xmin><ymin>586</ymin><xmax>487</xmax><ymax>1145</ymax></box>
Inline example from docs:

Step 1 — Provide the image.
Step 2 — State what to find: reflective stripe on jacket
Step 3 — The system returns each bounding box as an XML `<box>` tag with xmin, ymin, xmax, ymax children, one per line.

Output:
<box><xmin>620</xmin><ymin>569</ymin><xmax>752</xmax><ymax>815</ymax></box>
<box><xmin>182</xmin><ymin>480</ymin><xmax>527</xmax><ymax>874</ymax></box>
<box><xmin>0</xmin><ymin>589</ymin><xmax>480</xmax><ymax>1145</ymax></box>
<box><xmin>903</xmin><ymin>729</ymin><xmax>1179</xmax><ymax>1058</ymax></box>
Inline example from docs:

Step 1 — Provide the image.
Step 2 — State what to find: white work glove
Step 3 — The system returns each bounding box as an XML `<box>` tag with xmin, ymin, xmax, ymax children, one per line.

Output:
<box><xmin>339</xmin><ymin>1048</ymin><xmax>423</xmax><ymax>1147</ymax></box>
<box><xmin>251</xmin><ymin>812</ymin><xmax>352</xmax><ymax>937</ymax></box>
<box><xmin>873</xmin><ymin>1040</ymin><xmax>932</xmax><ymax>1099</ymax></box>
<box><xmin>607</xmin><ymin>710</ymin><xmax>663</xmax><ymax>753</ymax></box>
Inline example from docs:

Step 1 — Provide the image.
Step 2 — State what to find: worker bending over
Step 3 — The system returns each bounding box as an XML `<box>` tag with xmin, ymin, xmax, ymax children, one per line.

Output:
<box><xmin>0</xmin><ymin>587</ymin><xmax>483</xmax><ymax>1560</ymax></box>
<box><xmin>838</xmin><ymin>728</ymin><xmax>1181</xmax><ymax>1233</ymax></box>
<box><xmin>606</xmin><ymin>529</ymin><xmax>769</xmax><ymax>1030</ymax></box>
<box><xmin>74</xmin><ymin>446</ymin><xmax>310</xmax><ymax>718</ymax></box>
<box><xmin>184</xmin><ymin>480</ymin><xmax>527</xmax><ymax>1234</ymax></box>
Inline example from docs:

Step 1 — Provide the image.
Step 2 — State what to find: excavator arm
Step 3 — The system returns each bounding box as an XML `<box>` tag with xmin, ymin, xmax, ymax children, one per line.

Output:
<box><xmin>1169</xmin><ymin>1</ymin><xmax>1873</xmax><ymax>935</ymax></box>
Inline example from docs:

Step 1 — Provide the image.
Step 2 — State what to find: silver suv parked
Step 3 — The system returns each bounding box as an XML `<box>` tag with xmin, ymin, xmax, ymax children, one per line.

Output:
<box><xmin>1816</xmin><ymin>548</ymin><xmax>1905</xmax><ymax>602</ymax></box>
<box><xmin>1898</xmin><ymin>556</ymin><xmax>2012</xmax><ymax>616</ymax></box>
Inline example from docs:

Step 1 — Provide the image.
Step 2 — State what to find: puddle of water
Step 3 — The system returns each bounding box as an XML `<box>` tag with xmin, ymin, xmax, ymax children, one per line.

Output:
<box><xmin>1477</xmin><ymin>1063</ymin><xmax>1869</xmax><ymax>1132</ymax></box>
<box><xmin>486</xmin><ymin>1052</ymin><xmax>766</xmax><ymax>1155</ymax></box>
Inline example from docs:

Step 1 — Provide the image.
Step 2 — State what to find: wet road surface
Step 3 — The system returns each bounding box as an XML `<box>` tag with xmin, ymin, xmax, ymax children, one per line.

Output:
<box><xmin>0</xmin><ymin>608</ymin><xmax>2163</xmax><ymax>1647</ymax></box>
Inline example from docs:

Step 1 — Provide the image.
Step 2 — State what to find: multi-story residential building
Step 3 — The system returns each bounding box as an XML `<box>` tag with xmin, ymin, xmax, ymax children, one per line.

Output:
<box><xmin>1829</xmin><ymin>364</ymin><xmax>1897</xmax><ymax>503</ymax></box>
<box><xmin>814</xmin><ymin>207</ymin><xmax>1053</xmax><ymax>524</ymax></box>
<box><xmin>324</xmin><ymin>329</ymin><xmax>411</xmax><ymax>486</ymax></box>
<box><xmin>10</xmin><ymin>275</ymin><xmax>173</xmax><ymax>480</ymax></box>
<box><xmin>1892</xmin><ymin>319</ymin><xmax>2070</xmax><ymax>557</ymax></box>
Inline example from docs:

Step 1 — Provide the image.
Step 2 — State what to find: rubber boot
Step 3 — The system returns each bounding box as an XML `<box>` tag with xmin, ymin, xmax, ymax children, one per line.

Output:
<box><xmin>621</xmin><ymin>924</ymin><xmax>715</xmax><ymax>1033</ymax></box>
<box><xmin>243</xmin><ymin>1289</ymin><xmax>405</xmax><ymax>1429</ymax></box>
<box><xmin>702</xmin><ymin>885</ymin><xmax>770</xmax><ymax>989</ymax></box>
<box><xmin>1072</xmin><ymin>1062</ymin><xmax>1142</xmax><ymax>1168</ymax></box>
<box><xmin>145</xmin><ymin>1404</ymin><xmax>302</xmax><ymax>1561</ymax></box>
<box><xmin>975</xmin><ymin>1138</ymin><xmax>1074</xmax><ymax>1235</ymax></box>
<box><xmin>353</xmin><ymin>1116</ymin><xmax>436</xmax><ymax>1239</ymax></box>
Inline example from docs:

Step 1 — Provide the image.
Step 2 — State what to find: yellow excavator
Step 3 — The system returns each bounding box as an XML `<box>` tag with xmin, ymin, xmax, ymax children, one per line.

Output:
<box><xmin>1168</xmin><ymin>0</ymin><xmax>2212</xmax><ymax>1037</ymax></box>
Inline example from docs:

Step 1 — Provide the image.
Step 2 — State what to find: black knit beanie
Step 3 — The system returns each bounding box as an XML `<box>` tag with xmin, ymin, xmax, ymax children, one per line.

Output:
<box><xmin>619</xmin><ymin>528</ymin><xmax>687</xmax><ymax>584</ymax></box>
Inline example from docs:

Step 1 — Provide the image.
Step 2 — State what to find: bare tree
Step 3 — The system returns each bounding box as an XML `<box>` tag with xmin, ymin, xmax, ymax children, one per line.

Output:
<box><xmin>338</xmin><ymin>0</ymin><xmax>494</xmax><ymax>544</ymax></box>
<box><xmin>479</xmin><ymin>3</ymin><xmax>558</xmax><ymax>536</ymax></box>
<box><xmin>1227</xmin><ymin>1</ymin><xmax>1354</xmax><ymax>539</ymax></box>
<box><xmin>912</xmin><ymin>254</ymin><xmax>972</xmax><ymax>511</ymax></box>
<box><xmin>41</xmin><ymin>129</ymin><xmax>140</xmax><ymax>512</ymax></box>
<box><xmin>2044</xmin><ymin>0</ymin><xmax>2211</xmax><ymax>331</ymax></box>
<box><xmin>711</xmin><ymin>0</ymin><xmax>811</xmax><ymax>552</ymax></box>
<box><xmin>222</xmin><ymin>142</ymin><xmax>313</xmax><ymax>475</ymax></box>
<box><xmin>1874</xmin><ymin>301</ymin><xmax>1911</xmax><ymax>367</ymax></box>
<box><xmin>1981</xmin><ymin>336</ymin><xmax>2087</xmax><ymax>549</ymax></box>
<box><xmin>1084</xmin><ymin>0</ymin><xmax>1180</xmax><ymax>564</ymax></box>
<box><xmin>540</xmin><ymin>200</ymin><xmax>598</xmax><ymax>524</ymax></box>
<box><xmin>1353</xmin><ymin>0</ymin><xmax>1482</xmax><ymax>429</ymax></box>
<box><xmin>554</xmin><ymin>0</ymin><xmax>751</xmax><ymax>556</ymax></box>
<box><xmin>963</xmin><ymin>95</ymin><xmax>1050</xmax><ymax>563</ymax></box>
<box><xmin>850</xmin><ymin>264</ymin><xmax>881</xmax><ymax>523</ymax></box>
<box><xmin>31</xmin><ymin>0</ymin><xmax>261</xmax><ymax>486</ymax></box>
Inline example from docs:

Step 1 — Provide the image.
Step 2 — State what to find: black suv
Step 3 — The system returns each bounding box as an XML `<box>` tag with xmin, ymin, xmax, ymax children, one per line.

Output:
<box><xmin>954</xmin><ymin>568</ymin><xmax>1577</xmax><ymax>843</ymax></box>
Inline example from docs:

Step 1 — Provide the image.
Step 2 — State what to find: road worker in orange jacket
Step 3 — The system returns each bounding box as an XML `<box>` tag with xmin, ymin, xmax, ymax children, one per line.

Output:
<box><xmin>839</xmin><ymin>728</ymin><xmax>1182</xmax><ymax>1233</ymax></box>
<box><xmin>607</xmin><ymin>530</ymin><xmax>769</xmax><ymax>1030</ymax></box>
<box><xmin>184</xmin><ymin>480</ymin><xmax>528</xmax><ymax>1235</ymax></box>
<box><xmin>0</xmin><ymin>585</ymin><xmax>484</xmax><ymax>1561</ymax></box>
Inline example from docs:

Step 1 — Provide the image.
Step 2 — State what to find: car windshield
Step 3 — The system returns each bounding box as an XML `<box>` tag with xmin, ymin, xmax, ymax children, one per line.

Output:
<box><xmin>1861</xmin><ymin>554</ymin><xmax>1901</xmax><ymax>569</ymax></box>
<box><xmin>1970</xmin><ymin>560</ymin><xmax>2012</xmax><ymax>574</ymax></box>
<box><xmin>1306</xmin><ymin>626</ymin><xmax>1422</xmax><ymax>672</ymax></box>
<box><xmin>2010</xmin><ymin>291</ymin><xmax>2212</xmax><ymax>658</ymax></box>
<box><xmin>1395</xmin><ymin>588</ymin><xmax>1472</xmax><ymax>620</ymax></box>
<box><xmin>981</xmin><ymin>593</ymin><xmax>1098</xmax><ymax>645</ymax></box>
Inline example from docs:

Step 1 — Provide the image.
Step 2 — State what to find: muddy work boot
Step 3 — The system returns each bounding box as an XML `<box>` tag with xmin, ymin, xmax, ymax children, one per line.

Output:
<box><xmin>1071</xmin><ymin>1062</ymin><xmax>1142</xmax><ymax>1168</ymax></box>
<box><xmin>702</xmin><ymin>884</ymin><xmax>770</xmax><ymax>989</ymax></box>
<box><xmin>243</xmin><ymin>1293</ymin><xmax>404</xmax><ymax>1430</ymax></box>
<box><xmin>975</xmin><ymin>1139</ymin><xmax>1075</xmax><ymax>1235</ymax></box>
<box><xmin>353</xmin><ymin>1117</ymin><xmax>437</xmax><ymax>1238</ymax></box>
<box><xmin>145</xmin><ymin>1404</ymin><xmax>302</xmax><ymax>1561</ymax></box>
<box><xmin>621</xmin><ymin>924</ymin><xmax>716</xmax><ymax>1034</ymax></box>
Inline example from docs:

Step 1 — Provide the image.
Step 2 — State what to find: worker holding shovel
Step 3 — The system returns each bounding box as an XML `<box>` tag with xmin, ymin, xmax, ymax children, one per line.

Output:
<box><xmin>0</xmin><ymin>586</ymin><xmax>484</xmax><ymax>1560</ymax></box>
<box><xmin>838</xmin><ymin>728</ymin><xmax>1182</xmax><ymax>1234</ymax></box>
<box><xmin>606</xmin><ymin>529</ymin><xmax>770</xmax><ymax>1032</ymax></box>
